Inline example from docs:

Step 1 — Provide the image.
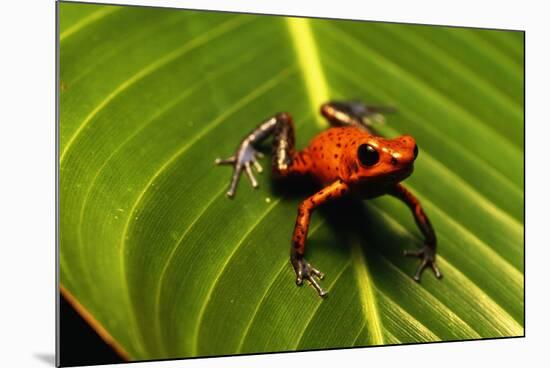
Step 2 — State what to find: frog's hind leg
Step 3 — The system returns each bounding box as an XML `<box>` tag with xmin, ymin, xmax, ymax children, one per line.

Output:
<box><xmin>215</xmin><ymin>112</ymin><xmax>307</xmax><ymax>198</ymax></box>
<box><xmin>320</xmin><ymin>100</ymin><xmax>396</xmax><ymax>134</ymax></box>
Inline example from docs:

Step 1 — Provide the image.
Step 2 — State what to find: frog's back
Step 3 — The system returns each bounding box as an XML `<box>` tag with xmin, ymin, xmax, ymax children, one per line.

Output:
<box><xmin>303</xmin><ymin>126</ymin><xmax>370</xmax><ymax>185</ymax></box>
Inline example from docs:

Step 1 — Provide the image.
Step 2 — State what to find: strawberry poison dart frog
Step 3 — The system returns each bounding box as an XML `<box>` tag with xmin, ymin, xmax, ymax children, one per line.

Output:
<box><xmin>215</xmin><ymin>101</ymin><xmax>442</xmax><ymax>297</ymax></box>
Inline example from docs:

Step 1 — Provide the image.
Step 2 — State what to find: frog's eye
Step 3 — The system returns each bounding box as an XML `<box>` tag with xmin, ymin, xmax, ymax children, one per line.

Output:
<box><xmin>357</xmin><ymin>144</ymin><xmax>379</xmax><ymax>166</ymax></box>
<box><xmin>413</xmin><ymin>144</ymin><xmax>419</xmax><ymax>160</ymax></box>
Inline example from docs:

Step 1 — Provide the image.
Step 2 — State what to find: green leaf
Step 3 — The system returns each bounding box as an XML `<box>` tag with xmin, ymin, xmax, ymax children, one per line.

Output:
<box><xmin>59</xmin><ymin>2</ymin><xmax>524</xmax><ymax>361</ymax></box>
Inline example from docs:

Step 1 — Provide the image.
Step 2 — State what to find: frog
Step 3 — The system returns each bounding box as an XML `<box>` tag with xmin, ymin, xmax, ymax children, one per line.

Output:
<box><xmin>215</xmin><ymin>100</ymin><xmax>442</xmax><ymax>297</ymax></box>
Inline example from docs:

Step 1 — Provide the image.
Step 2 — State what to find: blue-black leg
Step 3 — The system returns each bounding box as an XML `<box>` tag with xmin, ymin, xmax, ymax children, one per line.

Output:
<box><xmin>320</xmin><ymin>100</ymin><xmax>396</xmax><ymax>133</ymax></box>
<box><xmin>215</xmin><ymin>112</ymin><xmax>296</xmax><ymax>198</ymax></box>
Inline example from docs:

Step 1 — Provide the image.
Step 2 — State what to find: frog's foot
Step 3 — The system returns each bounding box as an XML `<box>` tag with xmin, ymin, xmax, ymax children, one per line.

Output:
<box><xmin>292</xmin><ymin>257</ymin><xmax>327</xmax><ymax>298</ymax></box>
<box><xmin>404</xmin><ymin>245</ymin><xmax>443</xmax><ymax>282</ymax></box>
<box><xmin>334</xmin><ymin>100</ymin><xmax>396</xmax><ymax>127</ymax></box>
<box><xmin>215</xmin><ymin>143</ymin><xmax>264</xmax><ymax>198</ymax></box>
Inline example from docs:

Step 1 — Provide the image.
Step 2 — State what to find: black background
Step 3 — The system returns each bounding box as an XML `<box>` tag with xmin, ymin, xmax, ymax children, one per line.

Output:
<box><xmin>60</xmin><ymin>293</ymin><xmax>123</xmax><ymax>367</ymax></box>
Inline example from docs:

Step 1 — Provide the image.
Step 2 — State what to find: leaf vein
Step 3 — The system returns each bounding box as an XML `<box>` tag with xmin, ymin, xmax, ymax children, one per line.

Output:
<box><xmin>324</xmin><ymin>24</ymin><xmax>522</xmax><ymax>158</ymax></box>
<box><xmin>118</xmin><ymin>66</ymin><xmax>293</xmax><ymax>357</ymax></box>
<box><xmin>75</xmin><ymin>42</ymin><xmax>266</xmax><ymax>302</ymax></box>
<box><xmin>60</xmin><ymin>15</ymin><xmax>251</xmax><ymax>163</ymax></box>
<box><xmin>192</xmin><ymin>198</ymin><xmax>283</xmax><ymax>355</ymax></box>
<box><xmin>351</xmin><ymin>239</ymin><xmax>384</xmax><ymax>345</ymax></box>
<box><xmin>60</xmin><ymin>6</ymin><xmax>119</xmax><ymax>41</ymax></box>
<box><xmin>293</xmin><ymin>261</ymin><xmax>352</xmax><ymax>349</ymax></box>
<box><xmin>327</xmin><ymin>60</ymin><xmax>523</xmax><ymax>195</ymax></box>
<box><xmin>235</xmin><ymin>220</ymin><xmax>325</xmax><ymax>353</ymax></box>
<box><xmin>372</xmin><ymin>204</ymin><xmax>522</xmax><ymax>334</ymax></box>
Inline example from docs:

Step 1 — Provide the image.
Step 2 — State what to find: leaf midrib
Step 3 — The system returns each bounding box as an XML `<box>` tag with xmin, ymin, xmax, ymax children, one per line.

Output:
<box><xmin>285</xmin><ymin>17</ymin><xmax>387</xmax><ymax>349</ymax></box>
<box><xmin>59</xmin><ymin>8</ymin><xmax>523</xmax><ymax>359</ymax></box>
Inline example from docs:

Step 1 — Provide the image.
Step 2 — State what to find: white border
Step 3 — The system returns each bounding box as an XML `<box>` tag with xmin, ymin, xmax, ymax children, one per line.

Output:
<box><xmin>1</xmin><ymin>0</ymin><xmax>548</xmax><ymax>367</ymax></box>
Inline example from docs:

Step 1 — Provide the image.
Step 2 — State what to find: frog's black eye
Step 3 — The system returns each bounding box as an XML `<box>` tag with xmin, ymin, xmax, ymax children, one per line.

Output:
<box><xmin>357</xmin><ymin>144</ymin><xmax>379</xmax><ymax>166</ymax></box>
<box><xmin>413</xmin><ymin>144</ymin><xmax>419</xmax><ymax>160</ymax></box>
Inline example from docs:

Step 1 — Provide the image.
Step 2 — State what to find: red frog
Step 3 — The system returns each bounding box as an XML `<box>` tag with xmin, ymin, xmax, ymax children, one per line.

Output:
<box><xmin>215</xmin><ymin>101</ymin><xmax>442</xmax><ymax>297</ymax></box>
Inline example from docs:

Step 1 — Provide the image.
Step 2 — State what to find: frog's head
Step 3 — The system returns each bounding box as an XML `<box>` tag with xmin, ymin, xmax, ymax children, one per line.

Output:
<box><xmin>342</xmin><ymin>134</ymin><xmax>418</xmax><ymax>186</ymax></box>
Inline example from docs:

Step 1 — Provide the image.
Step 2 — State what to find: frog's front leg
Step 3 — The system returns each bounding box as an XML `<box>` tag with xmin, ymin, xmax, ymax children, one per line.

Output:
<box><xmin>291</xmin><ymin>180</ymin><xmax>350</xmax><ymax>297</ymax></box>
<box><xmin>388</xmin><ymin>183</ymin><xmax>443</xmax><ymax>282</ymax></box>
<box><xmin>216</xmin><ymin>112</ymin><xmax>308</xmax><ymax>198</ymax></box>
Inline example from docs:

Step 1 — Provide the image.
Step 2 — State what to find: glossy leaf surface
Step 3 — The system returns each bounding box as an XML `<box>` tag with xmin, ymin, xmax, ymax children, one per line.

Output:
<box><xmin>59</xmin><ymin>2</ymin><xmax>524</xmax><ymax>360</ymax></box>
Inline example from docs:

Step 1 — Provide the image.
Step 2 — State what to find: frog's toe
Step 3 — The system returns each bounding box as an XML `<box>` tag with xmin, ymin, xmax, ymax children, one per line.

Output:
<box><xmin>252</xmin><ymin>156</ymin><xmax>263</xmax><ymax>173</ymax></box>
<box><xmin>308</xmin><ymin>276</ymin><xmax>328</xmax><ymax>298</ymax></box>
<box><xmin>215</xmin><ymin>156</ymin><xmax>236</xmax><ymax>165</ymax></box>
<box><xmin>226</xmin><ymin>165</ymin><xmax>244</xmax><ymax>198</ymax></box>
<box><xmin>217</xmin><ymin>143</ymin><xmax>266</xmax><ymax>198</ymax></box>
<box><xmin>293</xmin><ymin>258</ymin><xmax>327</xmax><ymax>298</ymax></box>
<box><xmin>244</xmin><ymin>162</ymin><xmax>259</xmax><ymax>188</ymax></box>
<box><xmin>430</xmin><ymin>262</ymin><xmax>443</xmax><ymax>279</ymax></box>
<box><xmin>404</xmin><ymin>245</ymin><xmax>442</xmax><ymax>282</ymax></box>
<box><xmin>403</xmin><ymin>248</ymin><xmax>424</xmax><ymax>257</ymax></box>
